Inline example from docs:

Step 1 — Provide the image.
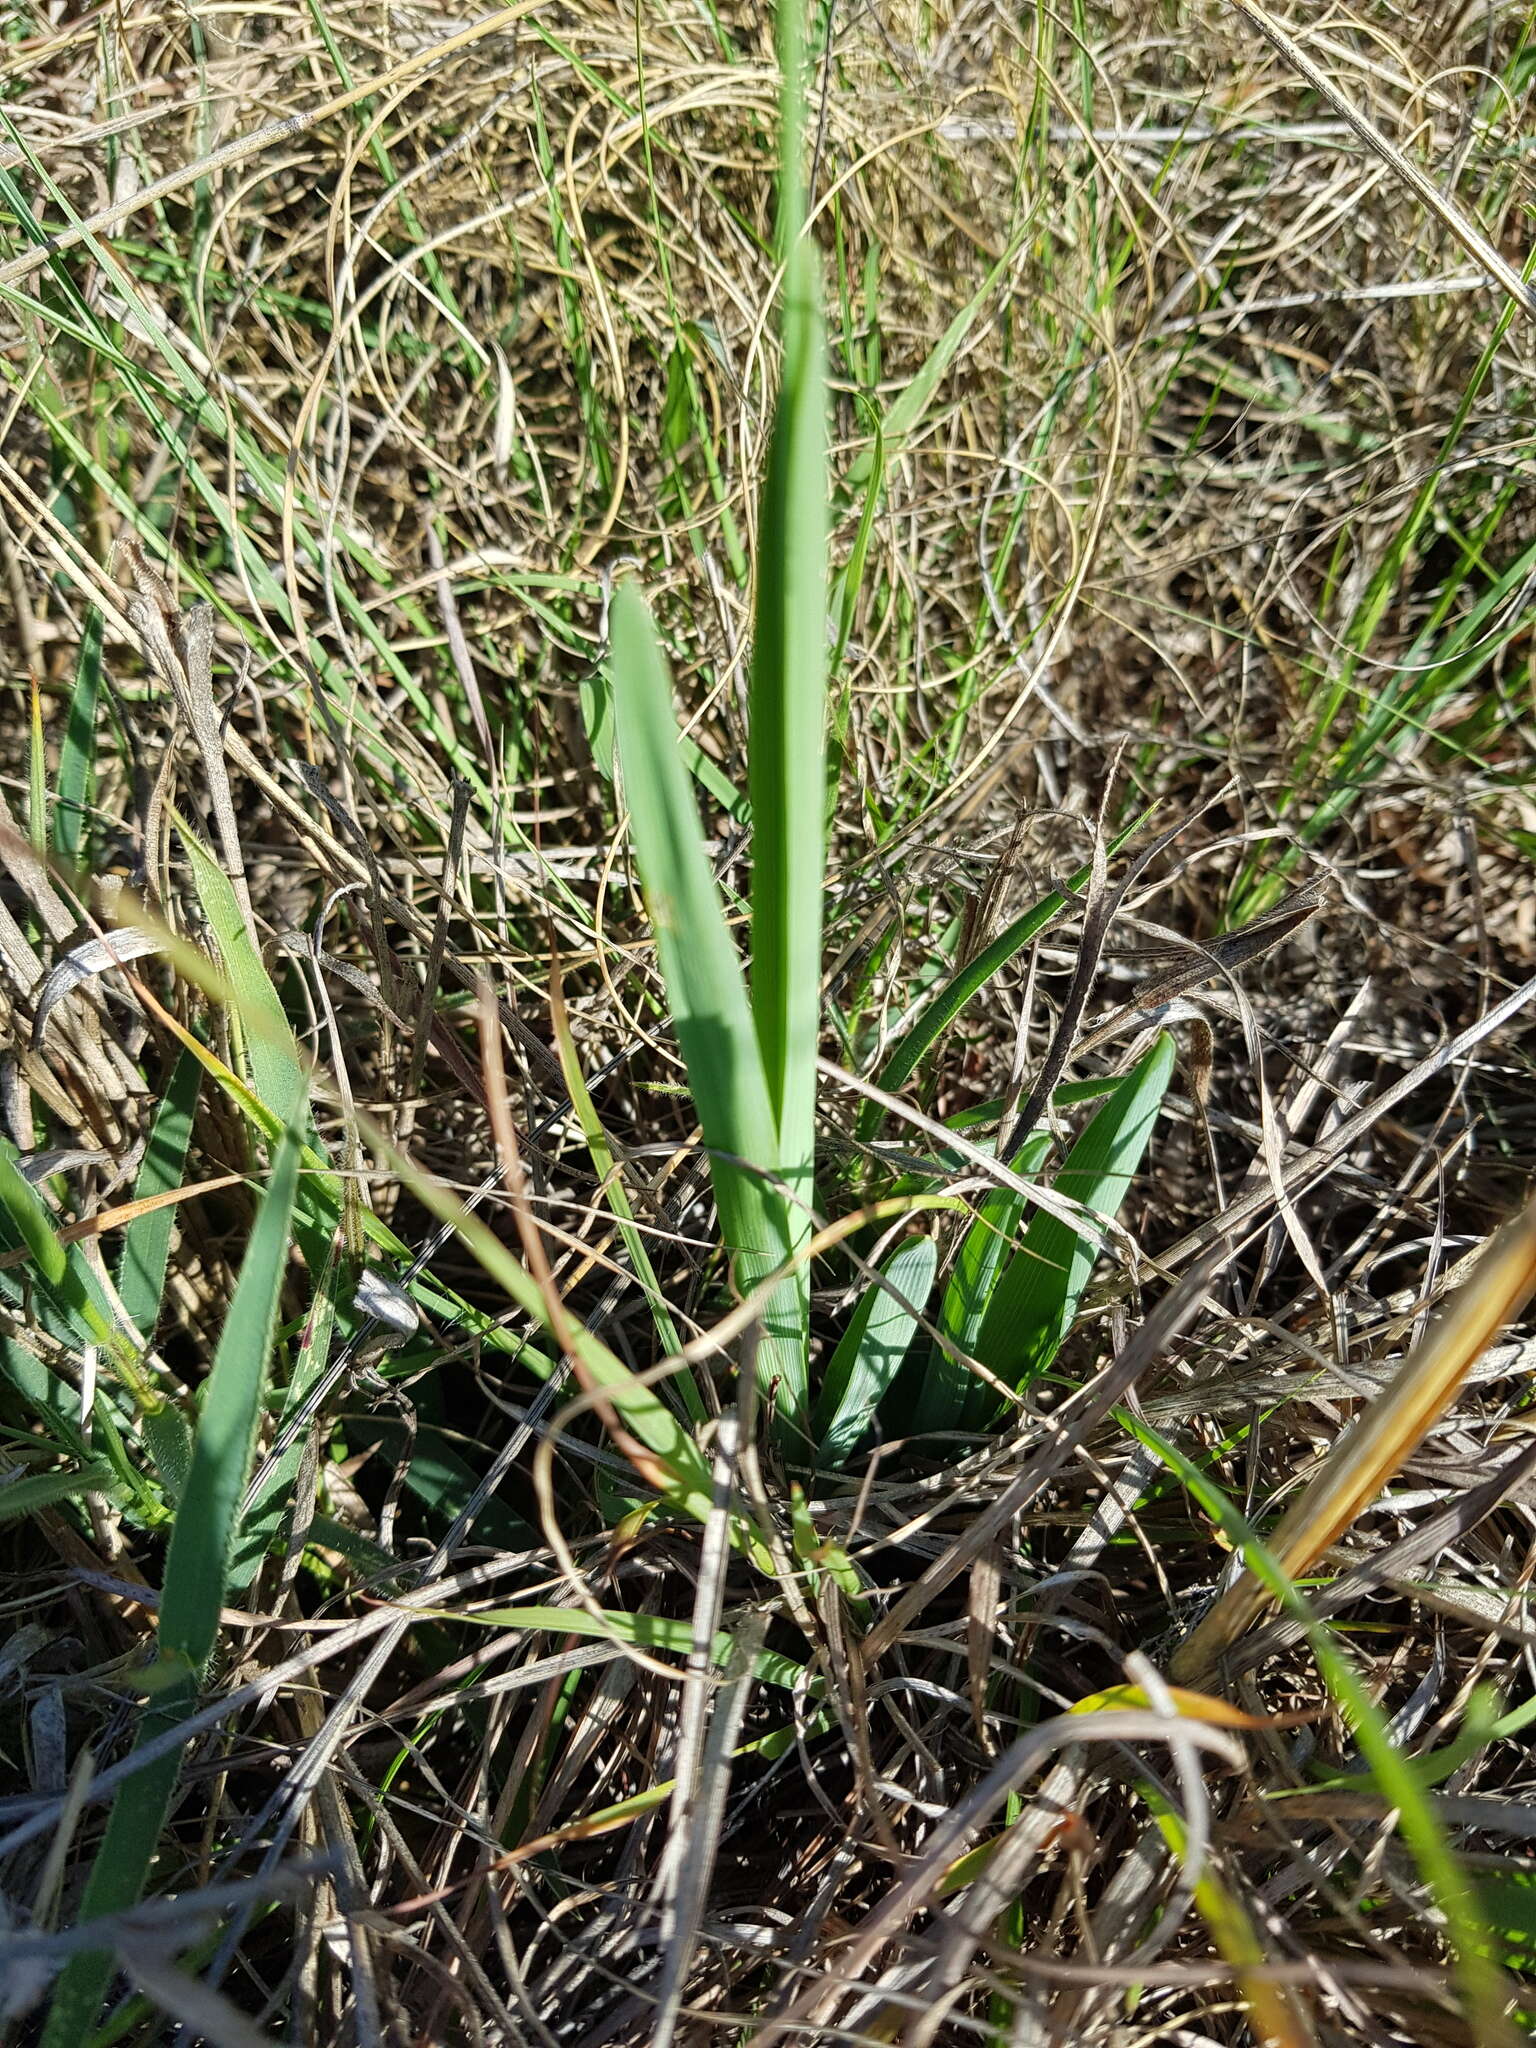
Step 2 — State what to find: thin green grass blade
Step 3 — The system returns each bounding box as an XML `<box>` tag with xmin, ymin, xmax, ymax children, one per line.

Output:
<box><xmin>830</xmin><ymin>396</ymin><xmax>883</xmax><ymax>678</ymax></box>
<box><xmin>228</xmin><ymin>1231</ymin><xmax>345</xmax><ymax>1591</ymax></box>
<box><xmin>839</xmin><ymin>218</ymin><xmax>1031</xmax><ymax>501</ymax></box>
<box><xmin>0</xmin><ymin>1144</ymin><xmax>160</xmax><ymax>1418</ymax></box>
<box><xmin>53</xmin><ymin>606</ymin><xmax>103</xmax><ymax>874</ymax></box>
<box><xmin>158</xmin><ymin>1118</ymin><xmax>302</xmax><ymax>1669</ymax></box>
<box><xmin>608</xmin><ymin>584</ymin><xmax>805</xmax><ymax>1435</ymax></box>
<box><xmin>177</xmin><ymin>817</ymin><xmax>308</xmax><ymax>1127</ymax></box>
<box><xmin>116</xmin><ymin>1049</ymin><xmax>201</xmax><ymax>1340</ymax></box>
<box><xmin>40</xmin><ymin>1117</ymin><xmax>303</xmax><ymax>2043</ymax></box>
<box><xmin>363</xmin><ymin>1116</ymin><xmax>725</xmax><ymax>1530</ymax></box>
<box><xmin>551</xmin><ymin>995</ymin><xmax>702</xmax><ymax>1420</ymax></box>
<box><xmin>856</xmin><ymin>819</ymin><xmax>1148</xmax><ymax>1144</ymax></box>
<box><xmin>974</xmin><ymin>1034</ymin><xmax>1175</xmax><ymax>1398</ymax></box>
<box><xmin>431</xmin><ymin>1600</ymin><xmax>810</xmax><ymax>1693</ymax></box>
<box><xmin>814</xmin><ymin>1234</ymin><xmax>937</xmax><ymax>1468</ymax></box>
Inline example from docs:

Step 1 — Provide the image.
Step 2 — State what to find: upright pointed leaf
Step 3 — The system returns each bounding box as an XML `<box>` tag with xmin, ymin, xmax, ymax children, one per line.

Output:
<box><xmin>856</xmin><ymin>819</ymin><xmax>1149</xmax><ymax>1144</ymax></box>
<box><xmin>609</xmin><ymin>584</ymin><xmax>806</xmax><ymax>1434</ymax></box>
<box><xmin>749</xmin><ymin>72</ymin><xmax>828</xmax><ymax>1175</ymax></box>
<box><xmin>41</xmin><ymin>1117</ymin><xmax>303</xmax><ymax>2042</ymax></box>
<box><xmin>915</xmin><ymin>1128</ymin><xmax>1053</xmax><ymax>1435</ymax></box>
<box><xmin>975</xmin><ymin>1034</ymin><xmax>1175</xmax><ymax>1396</ymax></box>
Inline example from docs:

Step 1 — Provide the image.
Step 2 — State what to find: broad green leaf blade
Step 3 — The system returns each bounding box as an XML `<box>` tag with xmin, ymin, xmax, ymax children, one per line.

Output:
<box><xmin>0</xmin><ymin>1144</ymin><xmax>146</xmax><ymax>1393</ymax></box>
<box><xmin>748</xmin><ymin>0</ymin><xmax>828</xmax><ymax>1445</ymax></box>
<box><xmin>749</xmin><ymin>219</ymin><xmax>828</xmax><ymax>1172</ymax></box>
<box><xmin>0</xmin><ymin>1335</ymin><xmax>95</xmax><ymax>1461</ymax></box>
<box><xmin>53</xmin><ymin>606</ymin><xmax>103</xmax><ymax>873</ymax></box>
<box><xmin>974</xmin><ymin>1034</ymin><xmax>1175</xmax><ymax>1395</ymax></box>
<box><xmin>161</xmin><ymin>1117</ymin><xmax>303</xmax><ymax>1672</ymax></box>
<box><xmin>814</xmin><ymin>1234</ymin><xmax>937</xmax><ymax>1469</ymax></box>
<box><xmin>140</xmin><ymin>1404</ymin><xmax>193</xmax><ymax>1505</ymax></box>
<box><xmin>608</xmin><ymin>583</ymin><xmax>806</xmax><ymax>1434</ymax></box>
<box><xmin>915</xmin><ymin>1129</ymin><xmax>1053</xmax><ymax>1435</ymax></box>
<box><xmin>116</xmin><ymin>1049</ymin><xmax>201</xmax><ymax>1339</ymax></box>
<box><xmin>0</xmin><ymin>1142</ymin><xmax>68</xmax><ymax>1289</ymax></box>
<box><xmin>746</xmin><ymin>225</ymin><xmax>827</xmax><ymax>1422</ymax></box>
<box><xmin>1478</xmin><ymin>1869</ymin><xmax>1536</xmax><ymax>1972</ymax></box>
<box><xmin>579</xmin><ymin>655</ymin><xmax>615</xmax><ymax>780</ymax></box>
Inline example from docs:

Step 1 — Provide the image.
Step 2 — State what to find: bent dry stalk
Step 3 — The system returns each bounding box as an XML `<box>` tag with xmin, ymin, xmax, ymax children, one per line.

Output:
<box><xmin>1072</xmin><ymin>876</ymin><xmax>1335</xmax><ymax>1062</ymax></box>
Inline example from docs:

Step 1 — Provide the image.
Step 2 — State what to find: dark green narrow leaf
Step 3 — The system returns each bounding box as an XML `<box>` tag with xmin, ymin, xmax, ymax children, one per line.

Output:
<box><xmin>748</xmin><ymin>201</ymin><xmax>828</xmax><ymax>1174</ymax></box>
<box><xmin>38</xmin><ymin>1673</ymin><xmax>195</xmax><ymax>2047</ymax></box>
<box><xmin>228</xmin><ymin>1231</ymin><xmax>343</xmax><ymax>1589</ymax></box>
<box><xmin>741</xmin><ymin>0</ymin><xmax>829</xmax><ymax>1443</ymax></box>
<box><xmin>53</xmin><ymin>606</ymin><xmax>103</xmax><ymax>873</ymax></box>
<box><xmin>0</xmin><ymin>1143</ymin><xmax>136</xmax><ymax>1374</ymax></box>
<box><xmin>140</xmin><ymin>1405</ymin><xmax>193</xmax><ymax>1506</ymax></box>
<box><xmin>0</xmin><ymin>1142</ymin><xmax>69</xmax><ymax>1289</ymax></box>
<box><xmin>178</xmin><ymin>817</ymin><xmax>308</xmax><ymax>1126</ymax></box>
<box><xmin>974</xmin><ymin>1034</ymin><xmax>1175</xmax><ymax>1398</ymax></box>
<box><xmin>0</xmin><ymin>1460</ymin><xmax>114</xmax><ymax>1523</ymax></box>
<box><xmin>159</xmin><ymin>1119</ymin><xmax>302</xmax><ymax>1669</ymax></box>
<box><xmin>116</xmin><ymin>1049</ymin><xmax>201</xmax><ymax>1340</ymax></box>
<box><xmin>856</xmin><ymin>818</ymin><xmax>1148</xmax><ymax>1144</ymax></box>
